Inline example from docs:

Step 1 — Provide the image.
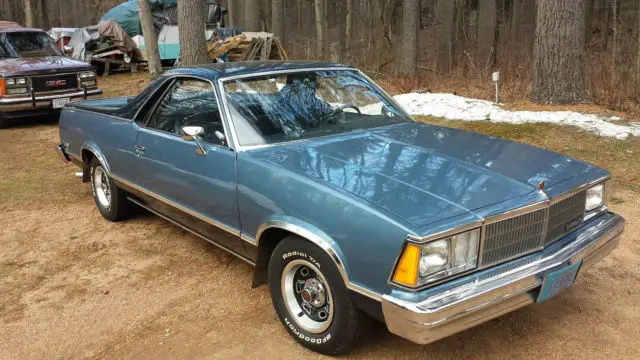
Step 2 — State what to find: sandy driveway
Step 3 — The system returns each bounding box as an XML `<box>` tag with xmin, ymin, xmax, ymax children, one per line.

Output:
<box><xmin>1</xmin><ymin>120</ymin><xmax>639</xmax><ymax>360</ymax></box>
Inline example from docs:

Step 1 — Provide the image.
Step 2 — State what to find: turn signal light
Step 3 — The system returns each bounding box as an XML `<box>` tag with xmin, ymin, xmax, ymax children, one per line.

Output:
<box><xmin>0</xmin><ymin>79</ymin><xmax>6</xmax><ymax>95</ymax></box>
<box><xmin>392</xmin><ymin>244</ymin><xmax>420</xmax><ymax>287</ymax></box>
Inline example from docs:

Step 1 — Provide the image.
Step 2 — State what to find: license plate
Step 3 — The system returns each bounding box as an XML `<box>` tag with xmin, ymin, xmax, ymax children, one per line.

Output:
<box><xmin>537</xmin><ymin>259</ymin><xmax>583</xmax><ymax>302</ymax></box>
<box><xmin>52</xmin><ymin>98</ymin><xmax>71</xmax><ymax>109</ymax></box>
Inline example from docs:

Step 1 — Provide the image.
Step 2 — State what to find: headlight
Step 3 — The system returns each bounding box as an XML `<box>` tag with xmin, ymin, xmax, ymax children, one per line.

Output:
<box><xmin>79</xmin><ymin>71</ymin><xmax>96</xmax><ymax>79</ymax></box>
<box><xmin>6</xmin><ymin>87</ymin><xmax>28</xmax><ymax>94</ymax></box>
<box><xmin>5</xmin><ymin>78</ymin><xmax>27</xmax><ymax>86</ymax></box>
<box><xmin>392</xmin><ymin>228</ymin><xmax>481</xmax><ymax>288</ymax></box>
<box><xmin>585</xmin><ymin>183</ymin><xmax>604</xmax><ymax>211</ymax></box>
<box><xmin>6</xmin><ymin>78</ymin><xmax>15</xmax><ymax>85</ymax></box>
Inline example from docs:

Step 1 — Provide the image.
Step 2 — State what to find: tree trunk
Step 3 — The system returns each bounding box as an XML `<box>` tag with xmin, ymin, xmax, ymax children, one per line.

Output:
<box><xmin>22</xmin><ymin>0</ymin><xmax>34</xmax><ymax>27</ymax></box>
<box><xmin>272</xmin><ymin>0</ymin><xmax>285</xmax><ymax>41</ymax></box>
<box><xmin>637</xmin><ymin>0</ymin><xmax>640</xmax><ymax>93</ymax></box>
<box><xmin>531</xmin><ymin>0</ymin><xmax>590</xmax><ymax>104</ymax></box>
<box><xmin>177</xmin><ymin>0</ymin><xmax>209</xmax><ymax>66</ymax></box>
<box><xmin>397</xmin><ymin>0</ymin><xmax>419</xmax><ymax>76</ymax></box>
<box><xmin>611</xmin><ymin>0</ymin><xmax>617</xmax><ymax>86</ymax></box>
<box><xmin>139</xmin><ymin>0</ymin><xmax>162</xmax><ymax>77</ymax></box>
<box><xmin>345</xmin><ymin>0</ymin><xmax>353</xmax><ymax>61</ymax></box>
<box><xmin>314</xmin><ymin>0</ymin><xmax>325</xmax><ymax>59</ymax></box>
<box><xmin>510</xmin><ymin>0</ymin><xmax>520</xmax><ymax>45</ymax></box>
<box><xmin>226</xmin><ymin>0</ymin><xmax>234</xmax><ymax>27</ymax></box>
<box><xmin>437</xmin><ymin>0</ymin><xmax>456</xmax><ymax>71</ymax></box>
<box><xmin>477</xmin><ymin>0</ymin><xmax>497</xmax><ymax>69</ymax></box>
<box><xmin>244</xmin><ymin>0</ymin><xmax>262</xmax><ymax>31</ymax></box>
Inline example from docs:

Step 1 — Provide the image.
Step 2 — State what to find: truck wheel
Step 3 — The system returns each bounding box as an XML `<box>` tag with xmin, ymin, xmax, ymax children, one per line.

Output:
<box><xmin>268</xmin><ymin>236</ymin><xmax>367</xmax><ymax>355</ymax></box>
<box><xmin>0</xmin><ymin>116</ymin><xmax>10</xmax><ymax>129</ymax></box>
<box><xmin>90</xmin><ymin>158</ymin><xmax>131</xmax><ymax>222</ymax></box>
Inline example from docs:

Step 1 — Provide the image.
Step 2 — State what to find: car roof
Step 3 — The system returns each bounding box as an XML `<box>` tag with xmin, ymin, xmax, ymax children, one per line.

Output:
<box><xmin>167</xmin><ymin>61</ymin><xmax>356</xmax><ymax>81</ymax></box>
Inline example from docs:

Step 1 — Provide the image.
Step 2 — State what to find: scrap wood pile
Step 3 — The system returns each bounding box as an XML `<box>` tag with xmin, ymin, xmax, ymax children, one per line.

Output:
<box><xmin>207</xmin><ymin>32</ymin><xmax>288</xmax><ymax>62</ymax></box>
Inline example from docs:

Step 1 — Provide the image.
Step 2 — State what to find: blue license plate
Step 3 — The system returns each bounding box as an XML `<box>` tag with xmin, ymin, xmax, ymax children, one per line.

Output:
<box><xmin>537</xmin><ymin>260</ymin><xmax>583</xmax><ymax>303</ymax></box>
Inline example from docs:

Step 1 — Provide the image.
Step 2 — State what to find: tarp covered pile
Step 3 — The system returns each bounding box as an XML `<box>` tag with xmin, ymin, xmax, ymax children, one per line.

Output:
<box><xmin>67</xmin><ymin>19</ymin><xmax>142</xmax><ymax>63</ymax></box>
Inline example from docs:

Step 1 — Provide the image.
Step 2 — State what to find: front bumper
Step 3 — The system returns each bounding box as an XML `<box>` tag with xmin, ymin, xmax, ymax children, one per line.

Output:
<box><xmin>381</xmin><ymin>212</ymin><xmax>624</xmax><ymax>345</ymax></box>
<box><xmin>0</xmin><ymin>88</ymin><xmax>102</xmax><ymax>116</ymax></box>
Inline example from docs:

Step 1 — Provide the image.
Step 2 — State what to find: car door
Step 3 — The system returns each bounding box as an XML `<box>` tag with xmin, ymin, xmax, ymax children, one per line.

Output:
<box><xmin>131</xmin><ymin>77</ymin><xmax>246</xmax><ymax>257</ymax></box>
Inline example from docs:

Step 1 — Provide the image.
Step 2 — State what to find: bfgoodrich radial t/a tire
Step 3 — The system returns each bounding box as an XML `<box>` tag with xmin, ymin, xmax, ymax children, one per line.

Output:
<box><xmin>268</xmin><ymin>236</ymin><xmax>368</xmax><ymax>355</ymax></box>
<box><xmin>89</xmin><ymin>157</ymin><xmax>131</xmax><ymax>222</ymax></box>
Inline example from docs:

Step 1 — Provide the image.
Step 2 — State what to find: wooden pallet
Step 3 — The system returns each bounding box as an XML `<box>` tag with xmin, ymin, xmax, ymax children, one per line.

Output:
<box><xmin>207</xmin><ymin>32</ymin><xmax>288</xmax><ymax>62</ymax></box>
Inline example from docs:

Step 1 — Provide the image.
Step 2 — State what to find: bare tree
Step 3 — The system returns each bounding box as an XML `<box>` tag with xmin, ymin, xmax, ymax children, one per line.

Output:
<box><xmin>245</xmin><ymin>0</ymin><xmax>262</xmax><ymax>31</ymax></box>
<box><xmin>138</xmin><ymin>0</ymin><xmax>162</xmax><ymax>77</ymax></box>
<box><xmin>272</xmin><ymin>0</ymin><xmax>285</xmax><ymax>41</ymax></box>
<box><xmin>345</xmin><ymin>0</ymin><xmax>353</xmax><ymax>60</ymax></box>
<box><xmin>532</xmin><ymin>0</ymin><xmax>590</xmax><ymax>104</ymax></box>
<box><xmin>397</xmin><ymin>0</ymin><xmax>419</xmax><ymax>76</ymax></box>
<box><xmin>477</xmin><ymin>0</ymin><xmax>497</xmax><ymax>70</ymax></box>
<box><xmin>177</xmin><ymin>0</ymin><xmax>209</xmax><ymax>66</ymax></box>
<box><xmin>23</xmin><ymin>0</ymin><xmax>34</xmax><ymax>27</ymax></box>
<box><xmin>437</xmin><ymin>0</ymin><xmax>456</xmax><ymax>71</ymax></box>
<box><xmin>314</xmin><ymin>0</ymin><xmax>325</xmax><ymax>59</ymax></box>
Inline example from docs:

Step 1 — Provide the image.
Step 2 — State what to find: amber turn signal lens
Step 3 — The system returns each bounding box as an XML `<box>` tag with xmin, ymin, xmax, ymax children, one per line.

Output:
<box><xmin>392</xmin><ymin>244</ymin><xmax>421</xmax><ymax>287</ymax></box>
<box><xmin>0</xmin><ymin>79</ymin><xmax>6</xmax><ymax>95</ymax></box>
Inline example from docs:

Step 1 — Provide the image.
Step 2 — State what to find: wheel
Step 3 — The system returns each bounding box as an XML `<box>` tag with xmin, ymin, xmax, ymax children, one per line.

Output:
<box><xmin>90</xmin><ymin>157</ymin><xmax>131</xmax><ymax>222</ymax></box>
<box><xmin>0</xmin><ymin>116</ymin><xmax>10</xmax><ymax>129</ymax></box>
<box><xmin>268</xmin><ymin>236</ymin><xmax>368</xmax><ymax>355</ymax></box>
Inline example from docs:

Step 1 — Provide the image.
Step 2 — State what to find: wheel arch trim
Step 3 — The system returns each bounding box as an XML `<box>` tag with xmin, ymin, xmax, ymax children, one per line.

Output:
<box><xmin>254</xmin><ymin>216</ymin><xmax>382</xmax><ymax>302</ymax></box>
<box><xmin>80</xmin><ymin>142</ymin><xmax>111</xmax><ymax>174</ymax></box>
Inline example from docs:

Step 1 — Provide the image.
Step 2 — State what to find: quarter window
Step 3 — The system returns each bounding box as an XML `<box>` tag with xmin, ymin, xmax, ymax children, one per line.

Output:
<box><xmin>146</xmin><ymin>79</ymin><xmax>225</xmax><ymax>144</ymax></box>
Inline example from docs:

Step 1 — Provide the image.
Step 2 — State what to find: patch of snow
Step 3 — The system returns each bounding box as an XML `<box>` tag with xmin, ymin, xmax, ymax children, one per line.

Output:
<box><xmin>392</xmin><ymin>93</ymin><xmax>640</xmax><ymax>140</ymax></box>
<box><xmin>609</xmin><ymin>116</ymin><xmax>622</xmax><ymax>121</ymax></box>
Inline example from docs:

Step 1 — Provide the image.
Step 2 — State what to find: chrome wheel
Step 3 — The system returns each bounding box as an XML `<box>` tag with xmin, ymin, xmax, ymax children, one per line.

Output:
<box><xmin>281</xmin><ymin>259</ymin><xmax>334</xmax><ymax>334</ymax></box>
<box><xmin>93</xmin><ymin>166</ymin><xmax>111</xmax><ymax>208</ymax></box>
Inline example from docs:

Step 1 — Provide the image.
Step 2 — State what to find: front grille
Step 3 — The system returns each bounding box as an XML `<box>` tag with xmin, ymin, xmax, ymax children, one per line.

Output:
<box><xmin>480</xmin><ymin>208</ymin><xmax>548</xmax><ymax>267</ymax></box>
<box><xmin>31</xmin><ymin>73</ymin><xmax>79</xmax><ymax>92</ymax></box>
<box><xmin>545</xmin><ymin>191</ymin><xmax>586</xmax><ymax>245</ymax></box>
<box><xmin>480</xmin><ymin>191</ymin><xmax>587</xmax><ymax>267</ymax></box>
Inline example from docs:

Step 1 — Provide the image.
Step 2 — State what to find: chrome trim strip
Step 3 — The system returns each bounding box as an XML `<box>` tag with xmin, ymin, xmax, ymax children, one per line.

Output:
<box><xmin>550</xmin><ymin>175</ymin><xmax>611</xmax><ymax>205</ymax></box>
<box><xmin>110</xmin><ymin>173</ymin><xmax>252</xmax><ymax>242</ymax></box>
<box><xmin>0</xmin><ymin>89</ymin><xmax>102</xmax><ymax>103</ymax></box>
<box><xmin>127</xmin><ymin>197</ymin><xmax>256</xmax><ymax>266</ymax></box>
<box><xmin>406</xmin><ymin>221</ymin><xmax>483</xmax><ymax>244</ymax></box>
<box><xmin>348</xmin><ymin>283</ymin><xmax>383</xmax><ymax>302</ymax></box>
<box><xmin>240</xmin><ymin>233</ymin><xmax>258</xmax><ymax>247</ymax></box>
<box><xmin>67</xmin><ymin>107</ymin><xmax>131</xmax><ymax>122</ymax></box>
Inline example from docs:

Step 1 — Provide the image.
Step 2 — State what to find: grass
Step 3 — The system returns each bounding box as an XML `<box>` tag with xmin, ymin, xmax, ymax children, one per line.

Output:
<box><xmin>416</xmin><ymin>116</ymin><xmax>640</xmax><ymax>193</ymax></box>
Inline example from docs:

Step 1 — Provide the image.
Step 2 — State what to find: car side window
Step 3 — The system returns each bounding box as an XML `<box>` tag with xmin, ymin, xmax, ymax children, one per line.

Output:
<box><xmin>146</xmin><ymin>79</ymin><xmax>225</xmax><ymax>144</ymax></box>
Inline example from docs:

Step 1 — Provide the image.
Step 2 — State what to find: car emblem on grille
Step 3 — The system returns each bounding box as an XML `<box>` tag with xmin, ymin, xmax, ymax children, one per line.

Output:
<box><xmin>46</xmin><ymin>80</ymin><xmax>66</xmax><ymax>87</ymax></box>
<box><xmin>564</xmin><ymin>217</ymin><xmax>583</xmax><ymax>232</ymax></box>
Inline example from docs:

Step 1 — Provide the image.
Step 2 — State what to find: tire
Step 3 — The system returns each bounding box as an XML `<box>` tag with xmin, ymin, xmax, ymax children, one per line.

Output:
<box><xmin>0</xmin><ymin>116</ymin><xmax>10</xmax><ymax>129</ymax></box>
<box><xmin>89</xmin><ymin>157</ymin><xmax>131</xmax><ymax>222</ymax></box>
<box><xmin>268</xmin><ymin>236</ymin><xmax>368</xmax><ymax>355</ymax></box>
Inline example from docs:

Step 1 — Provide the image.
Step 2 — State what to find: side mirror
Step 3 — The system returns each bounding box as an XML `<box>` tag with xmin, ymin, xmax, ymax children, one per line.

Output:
<box><xmin>181</xmin><ymin>126</ymin><xmax>207</xmax><ymax>156</ymax></box>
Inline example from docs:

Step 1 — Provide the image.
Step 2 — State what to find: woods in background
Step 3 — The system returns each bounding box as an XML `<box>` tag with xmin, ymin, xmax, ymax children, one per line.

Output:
<box><xmin>2</xmin><ymin>0</ymin><xmax>640</xmax><ymax>110</ymax></box>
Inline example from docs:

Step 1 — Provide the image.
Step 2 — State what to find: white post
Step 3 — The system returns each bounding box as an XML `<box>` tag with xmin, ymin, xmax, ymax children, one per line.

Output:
<box><xmin>492</xmin><ymin>71</ymin><xmax>500</xmax><ymax>105</ymax></box>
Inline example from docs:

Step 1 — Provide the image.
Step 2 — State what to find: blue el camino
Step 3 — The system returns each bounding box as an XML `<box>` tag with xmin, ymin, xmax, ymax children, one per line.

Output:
<box><xmin>57</xmin><ymin>61</ymin><xmax>625</xmax><ymax>355</ymax></box>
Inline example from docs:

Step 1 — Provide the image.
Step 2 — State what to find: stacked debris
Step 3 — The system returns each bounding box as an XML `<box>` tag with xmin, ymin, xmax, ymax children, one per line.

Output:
<box><xmin>207</xmin><ymin>32</ymin><xmax>288</xmax><ymax>62</ymax></box>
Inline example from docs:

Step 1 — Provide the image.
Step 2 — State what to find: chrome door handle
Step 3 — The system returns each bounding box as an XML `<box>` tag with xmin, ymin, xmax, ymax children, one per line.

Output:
<box><xmin>136</xmin><ymin>145</ymin><xmax>145</xmax><ymax>156</ymax></box>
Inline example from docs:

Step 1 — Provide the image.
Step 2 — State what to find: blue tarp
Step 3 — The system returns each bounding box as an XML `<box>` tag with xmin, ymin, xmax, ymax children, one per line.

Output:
<box><xmin>100</xmin><ymin>0</ymin><xmax>178</xmax><ymax>37</ymax></box>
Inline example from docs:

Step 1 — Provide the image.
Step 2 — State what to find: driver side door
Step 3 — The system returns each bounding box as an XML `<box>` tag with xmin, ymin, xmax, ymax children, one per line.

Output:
<box><xmin>130</xmin><ymin>77</ymin><xmax>247</xmax><ymax>257</ymax></box>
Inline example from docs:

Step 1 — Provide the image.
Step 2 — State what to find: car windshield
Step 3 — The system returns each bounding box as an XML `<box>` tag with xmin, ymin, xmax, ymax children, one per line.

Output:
<box><xmin>222</xmin><ymin>70</ymin><xmax>412</xmax><ymax>147</ymax></box>
<box><xmin>2</xmin><ymin>32</ymin><xmax>62</xmax><ymax>57</ymax></box>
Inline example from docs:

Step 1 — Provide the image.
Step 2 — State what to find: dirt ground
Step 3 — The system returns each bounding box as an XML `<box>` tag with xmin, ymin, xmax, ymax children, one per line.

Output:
<box><xmin>1</xmin><ymin>117</ymin><xmax>639</xmax><ymax>360</ymax></box>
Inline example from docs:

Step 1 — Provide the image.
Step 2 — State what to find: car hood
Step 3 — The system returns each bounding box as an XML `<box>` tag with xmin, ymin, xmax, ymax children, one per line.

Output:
<box><xmin>249</xmin><ymin>123</ymin><xmax>608</xmax><ymax>227</ymax></box>
<box><xmin>0</xmin><ymin>56</ymin><xmax>92</xmax><ymax>76</ymax></box>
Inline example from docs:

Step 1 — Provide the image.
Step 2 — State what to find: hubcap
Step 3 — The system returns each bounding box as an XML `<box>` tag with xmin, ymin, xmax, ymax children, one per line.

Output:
<box><xmin>93</xmin><ymin>166</ymin><xmax>111</xmax><ymax>208</ymax></box>
<box><xmin>281</xmin><ymin>259</ymin><xmax>333</xmax><ymax>334</ymax></box>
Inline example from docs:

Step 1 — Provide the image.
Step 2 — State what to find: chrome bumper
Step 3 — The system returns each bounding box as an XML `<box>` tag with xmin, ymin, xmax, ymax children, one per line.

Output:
<box><xmin>381</xmin><ymin>212</ymin><xmax>624</xmax><ymax>345</ymax></box>
<box><xmin>0</xmin><ymin>89</ymin><xmax>102</xmax><ymax>112</ymax></box>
